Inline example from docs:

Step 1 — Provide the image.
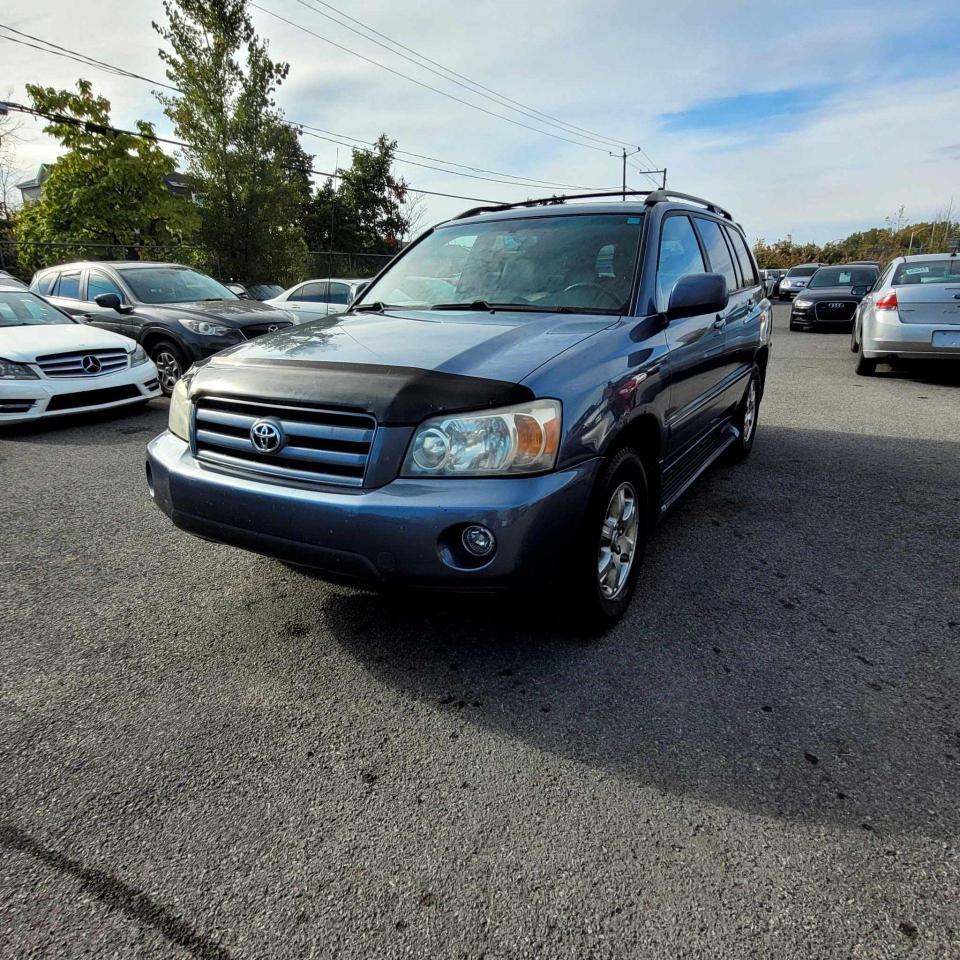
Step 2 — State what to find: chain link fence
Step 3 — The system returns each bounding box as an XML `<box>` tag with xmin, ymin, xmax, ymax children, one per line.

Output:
<box><xmin>0</xmin><ymin>239</ymin><xmax>394</xmax><ymax>286</ymax></box>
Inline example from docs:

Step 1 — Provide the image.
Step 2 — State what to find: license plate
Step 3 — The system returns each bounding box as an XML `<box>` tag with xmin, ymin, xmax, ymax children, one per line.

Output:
<box><xmin>932</xmin><ymin>330</ymin><xmax>960</xmax><ymax>348</ymax></box>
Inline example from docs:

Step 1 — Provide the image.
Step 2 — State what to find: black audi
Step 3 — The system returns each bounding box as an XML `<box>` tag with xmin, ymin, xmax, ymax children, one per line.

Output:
<box><xmin>789</xmin><ymin>263</ymin><xmax>880</xmax><ymax>331</ymax></box>
<box><xmin>31</xmin><ymin>262</ymin><xmax>294</xmax><ymax>393</ymax></box>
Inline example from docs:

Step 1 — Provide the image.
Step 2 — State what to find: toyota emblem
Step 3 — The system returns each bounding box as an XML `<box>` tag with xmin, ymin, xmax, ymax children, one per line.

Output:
<box><xmin>81</xmin><ymin>354</ymin><xmax>102</xmax><ymax>374</ymax></box>
<box><xmin>250</xmin><ymin>418</ymin><xmax>284</xmax><ymax>453</ymax></box>
<box><xmin>267</xmin><ymin>323</ymin><xmax>279</xmax><ymax>332</ymax></box>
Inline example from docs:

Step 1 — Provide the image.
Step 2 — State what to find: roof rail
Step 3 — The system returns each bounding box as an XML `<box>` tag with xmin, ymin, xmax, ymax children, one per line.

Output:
<box><xmin>642</xmin><ymin>190</ymin><xmax>733</xmax><ymax>221</ymax></box>
<box><xmin>454</xmin><ymin>189</ymin><xmax>653</xmax><ymax>220</ymax></box>
<box><xmin>453</xmin><ymin>188</ymin><xmax>734</xmax><ymax>222</ymax></box>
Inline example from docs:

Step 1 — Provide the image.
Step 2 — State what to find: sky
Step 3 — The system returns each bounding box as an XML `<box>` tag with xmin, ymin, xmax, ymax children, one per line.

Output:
<box><xmin>2</xmin><ymin>0</ymin><xmax>958</xmax><ymax>245</ymax></box>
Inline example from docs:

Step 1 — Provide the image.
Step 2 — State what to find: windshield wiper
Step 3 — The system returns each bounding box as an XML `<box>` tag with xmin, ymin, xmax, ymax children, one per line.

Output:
<box><xmin>429</xmin><ymin>300</ymin><xmax>570</xmax><ymax>313</ymax></box>
<box><xmin>351</xmin><ymin>301</ymin><xmax>391</xmax><ymax>313</ymax></box>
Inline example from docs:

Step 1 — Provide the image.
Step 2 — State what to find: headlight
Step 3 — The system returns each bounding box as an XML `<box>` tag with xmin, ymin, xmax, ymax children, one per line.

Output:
<box><xmin>401</xmin><ymin>399</ymin><xmax>561</xmax><ymax>477</ymax></box>
<box><xmin>0</xmin><ymin>357</ymin><xmax>39</xmax><ymax>380</ymax></box>
<box><xmin>129</xmin><ymin>343</ymin><xmax>149</xmax><ymax>366</ymax></box>
<box><xmin>168</xmin><ymin>376</ymin><xmax>192</xmax><ymax>441</ymax></box>
<box><xmin>177</xmin><ymin>318</ymin><xmax>235</xmax><ymax>337</ymax></box>
<box><xmin>793</xmin><ymin>298</ymin><xmax>813</xmax><ymax>309</ymax></box>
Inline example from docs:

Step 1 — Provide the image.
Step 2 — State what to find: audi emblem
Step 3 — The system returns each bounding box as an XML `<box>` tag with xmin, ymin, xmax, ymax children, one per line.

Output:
<box><xmin>250</xmin><ymin>418</ymin><xmax>284</xmax><ymax>454</ymax></box>
<box><xmin>81</xmin><ymin>355</ymin><xmax>102</xmax><ymax>374</ymax></box>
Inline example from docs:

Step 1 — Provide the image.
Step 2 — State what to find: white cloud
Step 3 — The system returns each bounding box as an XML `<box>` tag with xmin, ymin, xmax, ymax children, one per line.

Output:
<box><xmin>2</xmin><ymin>0</ymin><xmax>957</xmax><ymax>245</ymax></box>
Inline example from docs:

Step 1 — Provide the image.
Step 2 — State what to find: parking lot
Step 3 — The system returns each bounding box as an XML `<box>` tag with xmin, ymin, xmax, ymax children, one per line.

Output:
<box><xmin>2</xmin><ymin>303</ymin><xmax>958</xmax><ymax>958</ymax></box>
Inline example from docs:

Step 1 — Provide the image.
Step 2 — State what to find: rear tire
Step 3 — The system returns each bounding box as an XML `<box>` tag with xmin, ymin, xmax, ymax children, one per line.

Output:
<box><xmin>567</xmin><ymin>449</ymin><xmax>649</xmax><ymax>634</ymax></box>
<box><xmin>855</xmin><ymin>336</ymin><xmax>877</xmax><ymax>376</ymax></box>
<box><xmin>728</xmin><ymin>367</ymin><xmax>761</xmax><ymax>462</ymax></box>
<box><xmin>148</xmin><ymin>339</ymin><xmax>188</xmax><ymax>395</ymax></box>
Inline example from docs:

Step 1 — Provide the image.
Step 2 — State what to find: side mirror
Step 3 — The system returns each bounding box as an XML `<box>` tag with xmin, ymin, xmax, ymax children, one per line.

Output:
<box><xmin>94</xmin><ymin>292</ymin><xmax>123</xmax><ymax>311</ymax></box>
<box><xmin>666</xmin><ymin>273</ymin><xmax>728</xmax><ymax>321</ymax></box>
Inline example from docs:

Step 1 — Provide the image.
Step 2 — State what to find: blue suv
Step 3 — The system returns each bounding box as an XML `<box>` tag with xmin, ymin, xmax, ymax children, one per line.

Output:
<box><xmin>147</xmin><ymin>190</ymin><xmax>771</xmax><ymax>628</ymax></box>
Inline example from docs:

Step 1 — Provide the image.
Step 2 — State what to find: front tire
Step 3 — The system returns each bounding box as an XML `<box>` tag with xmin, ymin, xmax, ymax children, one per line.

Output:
<box><xmin>568</xmin><ymin>449</ymin><xmax>649</xmax><ymax>633</ymax></box>
<box><xmin>149</xmin><ymin>339</ymin><xmax>188</xmax><ymax>396</ymax></box>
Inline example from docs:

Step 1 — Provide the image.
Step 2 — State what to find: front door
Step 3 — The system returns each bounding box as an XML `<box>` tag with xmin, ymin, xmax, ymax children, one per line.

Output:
<box><xmin>657</xmin><ymin>214</ymin><xmax>728</xmax><ymax>455</ymax></box>
<box><xmin>81</xmin><ymin>269</ymin><xmax>131</xmax><ymax>337</ymax></box>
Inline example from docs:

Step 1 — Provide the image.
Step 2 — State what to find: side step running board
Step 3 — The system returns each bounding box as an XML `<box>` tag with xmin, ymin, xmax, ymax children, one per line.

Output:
<box><xmin>660</xmin><ymin>423</ymin><xmax>739</xmax><ymax>514</ymax></box>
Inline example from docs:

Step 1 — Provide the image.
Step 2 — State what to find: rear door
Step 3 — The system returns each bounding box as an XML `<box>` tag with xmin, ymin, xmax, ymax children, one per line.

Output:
<box><xmin>657</xmin><ymin>213</ymin><xmax>727</xmax><ymax>454</ymax></box>
<box><xmin>286</xmin><ymin>281</ymin><xmax>330</xmax><ymax>322</ymax></box>
<box><xmin>722</xmin><ymin>224</ymin><xmax>766</xmax><ymax>378</ymax></box>
<box><xmin>46</xmin><ymin>269</ymin><xmax>84</xmax><ymax>318</ymax></box>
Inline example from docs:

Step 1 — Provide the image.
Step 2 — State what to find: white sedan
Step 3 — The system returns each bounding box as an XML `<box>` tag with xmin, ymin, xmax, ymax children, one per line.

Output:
<box><xmin>0</xmin><ymin>285</ymin><xmax>161</xmax><ymax>425</ymax></box>
<box><xmin>265</xmin><ymin>278</ymin><xmax>368</xmax><ymax>324</ymax></box>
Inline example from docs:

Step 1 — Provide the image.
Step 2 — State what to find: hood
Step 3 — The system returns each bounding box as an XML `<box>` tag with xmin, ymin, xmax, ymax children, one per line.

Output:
<box><xmin>210</xmin><ymin>308</ymin><xmax>615</xmax><ymax>382</ymax></box>
<box><xmin>0</xmin><ymin>322</ymin><xmax>134</xmax><ymax>361</ymax></box>
<box><xmin>150</xmin><ymin>298</ymin><xmax>289</xmax><ymax>328</ymax></box>
<box><xmin>797</xmin><ymin>285</ymin><xmax>867</xmax><ymax>301</ymax></box>
<box><xmin>185</xmin><ymin>308</ymin><xmax>615</xmax><ymax>425</ymax></box>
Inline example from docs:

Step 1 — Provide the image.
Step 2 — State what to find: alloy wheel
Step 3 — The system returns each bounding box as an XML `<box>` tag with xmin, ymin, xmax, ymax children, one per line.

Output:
<box><xmin>155</xmin><ymin>350</ymin><xmax>182</xmax><ymax>393</ymax></box>
<box><xmin>597</xmin><ymin>482</ymin><xmax>640</xmax><ymax>600</ymax></box>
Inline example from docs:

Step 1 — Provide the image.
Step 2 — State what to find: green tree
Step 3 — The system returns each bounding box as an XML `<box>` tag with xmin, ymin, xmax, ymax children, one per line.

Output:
<box><xmin>154</xmin><ymin>0</ymin><xmax>309</xmax><ymax>284</ymax></box>
<box><xmin>304</xmin><ymin>136</ymin><xmax>409</xmax><ymax>254</ymax></box>
<box><xmin>13</xmin><ymin>80</ymin><xmax>197</xmax><ymax>270</ymax></box>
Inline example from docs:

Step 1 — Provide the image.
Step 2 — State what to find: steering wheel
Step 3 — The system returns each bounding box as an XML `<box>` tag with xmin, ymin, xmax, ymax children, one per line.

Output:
<box><xmin>559</xmin><ymin>282</ymin><xmax>623</xmax><ymax>307</ymax></box>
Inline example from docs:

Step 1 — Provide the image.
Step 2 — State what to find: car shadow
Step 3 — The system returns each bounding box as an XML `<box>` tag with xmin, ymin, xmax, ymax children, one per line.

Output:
<box><xmin>0</xmin><ymin>399</ymin><xmax>167</xmax><ymax>446</ymax></box>
<box><xmin>870</xmin><ymin>359</ymin><xmax>960</xmax><ymax>386</ymax></box>
<box><xmin>221</xmin><ymin>423</ymin><xmax>960</xmax><ymax>842</ymax></box>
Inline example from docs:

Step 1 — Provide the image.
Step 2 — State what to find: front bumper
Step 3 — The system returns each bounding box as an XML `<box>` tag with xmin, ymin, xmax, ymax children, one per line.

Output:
<box><xmin>864</xmin><ymin>313</ymin><xmax>960</xmax><ymax>359</ymax></box>
<box><xmin>0</xmin><ymin>362</ymin><xmax>161</xmax><ymax>424</ymax></box>
<box><xmin>146</xmin><ymin>431</ymin><xmax>601</xmax><ymax>589</ymax></box>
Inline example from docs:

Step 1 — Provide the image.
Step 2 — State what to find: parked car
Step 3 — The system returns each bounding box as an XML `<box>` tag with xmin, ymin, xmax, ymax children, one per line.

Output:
<box><xmin>147</xmin><ymin>190</ymin><xmax>771</xmax><ymax>629</ymax></box>
<box><xmin>0</xmin><ymin>284</ymin><xmax>160</xmax><ymax>425</ymax></box>
<box><xmin>850</xmin><ymin>252</ymin><xmax>960</xmax><ymax>375</ymax></box>
<box><xmin>265</xmin><ymin>278</ymin><xmax>369</xmax><ymax>324</ymax></box>
<box><xmin>224</xmin><ymin>282</ymin><xmax>285</xmax><ymax>301</ymax></box>
<box><xmin>778</xmin><ymin>264</ymin><xmax>822</xmax><ymax>300</ymax></box>
<box><xmin>760</xmin><ymin>269</ymin><xmax>783</xmax><ymax>297</ymax></box>
<box><xmin>789</xmin><ymin>263</ymin><xmax>880</xmax><ymax>331</ymax></box>
<box><xmin>0</xmin><ymin>269</ymin><xmax>28</xmax><ymax>290</ymax></box>
<box><xmin>30</xmin><ymin>262</ymin><xmax>293</xmax><ymax>394</ymax></box>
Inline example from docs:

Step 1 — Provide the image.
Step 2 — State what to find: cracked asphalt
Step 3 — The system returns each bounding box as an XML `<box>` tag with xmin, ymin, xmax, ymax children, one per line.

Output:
<box><xmin>2</xmin><ymin>304</ymin><xmax>959</xmax><ymax>959</ymax></box>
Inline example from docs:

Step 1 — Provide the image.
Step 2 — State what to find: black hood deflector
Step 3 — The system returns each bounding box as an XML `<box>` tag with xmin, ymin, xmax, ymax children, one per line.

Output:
<box><xmin>188</xmin><ymin>358</ymin><xmax>535</xmax><ymax>425</ymax></box>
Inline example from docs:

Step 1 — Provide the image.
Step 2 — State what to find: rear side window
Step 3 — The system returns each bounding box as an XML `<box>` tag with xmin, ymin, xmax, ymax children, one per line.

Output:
<box><xmin>695</xmin><ymin>219</ymin><xmax>738</xmax><ymax>292</ymax></box>
<box><xmin>33</xmin><ymin>273</ymin><xmax>57</xmax><ymax>295</ymax></box>
<box><xmin>726</xmin><ymin>228</ymin><xmax>759</xmax><ymax>287</ymax></box>
<box><xmin>656</xmin><ymin>215</ymin><xmax>706</xmax><ymax>312</ymax></box>
<box><xmin>291</xmin><ymin>281</ymin><xmax>328</xmax><ymax>302</ymax></box>
<box><xmin>55</xmin><ymin>271</ymin><xmax>81</xmax><ymax>299</ymax></box>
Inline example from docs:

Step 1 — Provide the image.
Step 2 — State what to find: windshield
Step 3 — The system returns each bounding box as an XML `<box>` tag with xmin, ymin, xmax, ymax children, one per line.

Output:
<box><xmin>809</xmin><ymin>266</ymin><xmax>878</xmax><ymax>288</ymax></box>
<box><xmin>248</xmin><ymin>284</ymin><xmax>284</xmax><ymax>300</ymax></box>
<box><xmin>355</xmin><ymin>213</ymin><xmax>644</xmax><ymax>314</ymax></box>
<box><xmin>892</xmin><ymin>259</ymin><xmax>960</xmax><ymax>286</ymax></box>
<box><xmin>117</xmin><ymin>267</ymin><xmax>239</xmax><ymax>304</ymax></box>
<box><xmin>786</xmin><ymin>266</ymin><xmax>818</xmax><ymax>278</ymax></box>
<box><xmin>0</xmin><ymin>291</ymin><xmax>73</xmax><ymax>326</ymax></box>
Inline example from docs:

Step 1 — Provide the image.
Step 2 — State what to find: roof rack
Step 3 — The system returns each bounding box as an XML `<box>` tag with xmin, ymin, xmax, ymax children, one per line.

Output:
<box><xmin>454</xmin><ymin>188</ymin><xmax>733</xmax><ymax>221</ymax></box>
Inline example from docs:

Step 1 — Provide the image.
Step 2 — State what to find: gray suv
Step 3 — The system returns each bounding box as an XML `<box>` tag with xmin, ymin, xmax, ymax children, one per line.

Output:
<box><xmin>146</xmin><ymin>190</ymin><xmax>772</xmax><ymax>629</ymax></box>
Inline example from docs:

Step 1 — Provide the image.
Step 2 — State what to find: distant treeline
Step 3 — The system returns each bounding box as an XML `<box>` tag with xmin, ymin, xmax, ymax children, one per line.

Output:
<box><xmin>753</xmin><ymin>216</ymin><xmax>959</xmax><ymax>269</ymax></box>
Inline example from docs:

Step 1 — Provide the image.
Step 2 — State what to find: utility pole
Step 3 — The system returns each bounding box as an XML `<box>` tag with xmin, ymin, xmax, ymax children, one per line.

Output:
<box><xmin>611</xmin><ymin>146</ymin><xmax>667</xmax><ymax>197</ymax></box>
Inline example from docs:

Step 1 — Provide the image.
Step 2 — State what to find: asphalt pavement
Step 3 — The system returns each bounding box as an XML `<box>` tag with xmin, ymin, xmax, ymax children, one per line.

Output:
<box><xmin>2</xmin><ymin>304</ymin><xmax>958</xmax><ymax>959</ymax></box>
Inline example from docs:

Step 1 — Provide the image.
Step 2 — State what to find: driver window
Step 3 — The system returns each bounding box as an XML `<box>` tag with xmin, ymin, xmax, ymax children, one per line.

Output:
<box><xmin>657</xmin><ymin>216</ymin><xmax>706</xmax><ymax>312</ymax></box>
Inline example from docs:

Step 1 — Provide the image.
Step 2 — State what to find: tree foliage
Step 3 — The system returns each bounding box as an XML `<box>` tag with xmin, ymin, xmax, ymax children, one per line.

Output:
<box><xmin>154</xmin><ymin>0</ymin><xmax>309</xmax><ymax>283</ymax></box>
<box><xmin>14</xmin><ymin>80</ymin><xmax>197</xmax><ymax>269</ymax></box>
<box><xmin>303</xmin><ymin>136</ymin><xmax>408</xmax><ymax>254</ymax></box>
<box><xmin>754</xmin><ymin>209</ymin><xmax>960</xmax><ymax>268</ymax></box>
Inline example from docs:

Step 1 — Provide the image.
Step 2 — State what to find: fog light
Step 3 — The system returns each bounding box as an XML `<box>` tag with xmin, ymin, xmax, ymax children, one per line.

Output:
<box><xmin>462</xmin><ymin>524</ymin><xmax>495</xmax><ymax>558</ymax></box>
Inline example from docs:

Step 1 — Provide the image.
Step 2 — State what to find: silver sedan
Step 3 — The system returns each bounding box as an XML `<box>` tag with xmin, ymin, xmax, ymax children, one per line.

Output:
<box><xmin>851</xmin><ymin>253</ymin><xmax>960</xmax><ymax>375</ymax></box>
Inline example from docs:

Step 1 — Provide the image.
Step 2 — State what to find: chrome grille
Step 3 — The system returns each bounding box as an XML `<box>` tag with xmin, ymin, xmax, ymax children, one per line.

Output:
<box><xmin>193</xmin><ymin>395</ymin><xmax>376</xmax><ymax>488</ymax></box>
<box><xmin>36</xmin><ymin>348</ymin><xmax>129</xmax><ymax>378</ymax></box>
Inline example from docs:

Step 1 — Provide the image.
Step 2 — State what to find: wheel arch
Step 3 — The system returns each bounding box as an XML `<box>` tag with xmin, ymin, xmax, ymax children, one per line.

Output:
<box><xmin>602</xmin><ymin>411</ymin><xmax>664</xmax><ymax>525</ymax></box>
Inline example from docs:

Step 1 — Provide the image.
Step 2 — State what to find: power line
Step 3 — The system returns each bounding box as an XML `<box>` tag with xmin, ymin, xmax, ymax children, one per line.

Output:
<box><xmin>0</xmin><ymin>100</ymin><xmax>509</xmax><ymax>204</ymax></box>
<box><xmin>0</xmin><ymin>25</ymin><xmax>614</xmax><ymax>193</ymax></box>
<box><xmin>249</xmin><ymin>2</ymin><xmax>615</xmax><ymax>155</ymax></box>
<box><xmin>289</xmin><ymin>0</ymin><xmax>637</xmax><ymax>153</ymax></box>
